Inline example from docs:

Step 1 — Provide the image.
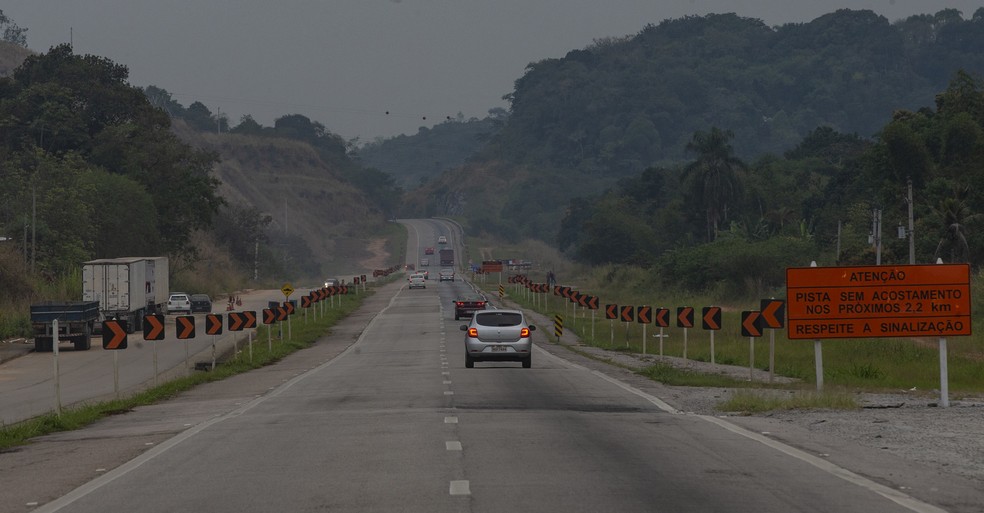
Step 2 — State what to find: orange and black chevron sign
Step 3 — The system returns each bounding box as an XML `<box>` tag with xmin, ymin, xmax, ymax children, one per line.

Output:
<box><xmin>102</xmin><ymin>320</ymin><xmax>128</xmax><ymax>350</ymax></box>
<box><xmin>741</xmin><ymin>311</ymin><xmax>763</xmax><ymax>338</ymax></box>
<box><xmin>620</xmin><ymin>305</ymin><xmax>635</xmax><ymax>322</ymax></box>
<box><xmin>701</xmin><ymin>306</ymin><xmax>722</xmax><ymax>331</ymax></box>
<box><xmin>242</xmin><ymin>311</ymin><xmax>257</xmax><ymax>329</ymax></box>
<box><xmin>228</xmin><ymin>312</ymin><xmax>245</xmax><ymax>332</ymax></box>
<box><xmin>677</xmin><ymin>306</ymin><xmax>695</xmax><ymax>328</ymax></box>
<box><xmin>205</xmin><ymin>314</ymin><xmax>223</xmax><ymax>335</ymax></box>
<box><xmin>654</xmin><ymin>308</ymin><xmax>670</xmax><ymax>327</ymax></box>
<box><xmin>262</xmin><ymin>308</ymin><xmax>276</xmax><ymax>325</ymax></box>
<box><xmin>143</xmin><ymin>314</ymin><xmax>165</xmax><ymax>341</ymax></box>
<box><xmin>605</xmin><ymin>304</ymin><xmax>618</xmax><ymax>320</ymax></box>
<box><xmin>637</xmin><ymin>306</ymin><xmax>652</xmax><ymax>324</ymax></box>
<box><xmin>176</xmin><ymin>316</ymin><xmax>196</xmax><ymax>339</ymax></box>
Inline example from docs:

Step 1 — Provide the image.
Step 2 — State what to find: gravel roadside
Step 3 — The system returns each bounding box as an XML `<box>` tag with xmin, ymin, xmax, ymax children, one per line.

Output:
<box><xmin>557</xmin><ymin>342</ymin><xmax>984</xmax><ymax>483</ymax></box>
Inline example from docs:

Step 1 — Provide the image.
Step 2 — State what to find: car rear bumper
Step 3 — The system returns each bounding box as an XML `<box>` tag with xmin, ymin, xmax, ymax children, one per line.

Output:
<box><xmin>465</xmin><ymin>340</ymin><xmax>532</xmax><ymax>360</ymax></box>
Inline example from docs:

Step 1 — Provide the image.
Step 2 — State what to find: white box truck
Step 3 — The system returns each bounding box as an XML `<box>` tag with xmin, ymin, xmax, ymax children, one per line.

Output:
<box><xmin>82</xmin><ymin>257</ymin><xmax>169</xmax><ymax>333</ymax></box>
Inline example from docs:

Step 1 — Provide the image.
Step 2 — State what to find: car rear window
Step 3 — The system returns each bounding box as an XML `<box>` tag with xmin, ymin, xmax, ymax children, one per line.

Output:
<box><xmin>475</xmin><ymin>312</ymin><xmax>522</xmax><ymax>327</ymax></box>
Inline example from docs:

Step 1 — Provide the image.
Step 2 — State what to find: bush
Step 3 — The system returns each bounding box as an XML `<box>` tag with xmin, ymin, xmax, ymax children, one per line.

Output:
<box><xmin>658</xmin><ymin>236</ymin><xmax>818</xmax><ymax>295</ymax></box>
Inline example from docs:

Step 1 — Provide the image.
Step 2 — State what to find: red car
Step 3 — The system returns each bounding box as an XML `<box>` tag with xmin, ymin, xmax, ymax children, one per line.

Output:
<box><xmin>454</xmin><ymin>294</ymin><xmax>487</xmax><ymax>320</ymax></box>
<box><xmin>424</xmin><ymin>247</ymin><xmax>435</xmax><ymax>255</ymax></box>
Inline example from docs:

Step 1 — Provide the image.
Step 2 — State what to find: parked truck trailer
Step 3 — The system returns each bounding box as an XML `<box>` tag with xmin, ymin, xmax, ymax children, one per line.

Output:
<box><xmin>82</xmin><ymin>257</ymin><xmax>169</xmax><ymax>333</ymax></box>
<box><xmin>439</xmin><ymin>248</ymin><xmax>454</xmax><ymax>266</ymax></box>
<box><xmin>30</xmin><ymin>301</ymin><xmax>100</xmax><ymax>351</ymax></box>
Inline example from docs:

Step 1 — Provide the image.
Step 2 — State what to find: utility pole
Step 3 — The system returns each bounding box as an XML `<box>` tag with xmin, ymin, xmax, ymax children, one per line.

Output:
<box><xmin>870</xmin><ymin>209</ymin><xmax>882</xmax><ymax>265</ymax></box>
<box><xmin>907</xmin><ymin>178</ymin><xmax>915</xmax><ymax>264</ymax></box>
<box><xmin>31</xmin><ymin>183</ymin><xmax>36</xmax><ymax>274</ymax></box>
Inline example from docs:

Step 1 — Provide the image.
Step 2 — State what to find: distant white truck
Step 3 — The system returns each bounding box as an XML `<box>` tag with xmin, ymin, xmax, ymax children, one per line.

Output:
<box><xmin>82</xmin><ymin>257</ymin><xmax>169</xmax><ymax>333</ymax></box>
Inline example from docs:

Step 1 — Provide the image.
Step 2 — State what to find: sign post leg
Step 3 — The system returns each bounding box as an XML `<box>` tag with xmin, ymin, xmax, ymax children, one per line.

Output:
<box><xmin>53</xmin><ymin>319</ymin><xmax>61</xmax><ymax>416</ymax></box>
<box><xmin>748</xmin><ymin>336</ymin><xmax>755</xmax><ymax>382</ymax></box>
<box><xmin>769</xmin><ymin>329</ymin><xmax>775</xmax><ymax>384</ymax></box>
<box><xmin>814</xmin><ymin>339</ymin><xmax>824</xmax><ymax>392</ymax></box>
<box><xmin>683</xmin><ymin>328</ymin><xmax>688</xmax><ymax>360</ymax></box>
<box><xmin>710</xmin><ymin>330</ymin><xmax>715</xmax><ymax>364</ymax></box>
<box><xmin>114</xmin><ymin>350</ymin><xmax>120</xmax><ymax>399</ymax></box>
<box><xmin>939</xmin><ymin>337</ymin><xmax>950</xmax><ymax>408</ymax></box>
<box><xmin>249</xmin><ymin>330</ymin><xmax>254</xmax><ymax>363</ymax></box>
<box><xmin>153</xmin><ymin>339</ymin><xmax>159</xmax><ymax>387</ymax></box>
<box><xmin>642</xmin><ymin>324</ymin><xmax>647</xmax><ymax>355</ymax></box>
<box><xmin>659</xmin><ymin>327</ymin><xmax>665</xmax><ymax>356</ymax></box>
<box><xmin>184</xmin><ymin>340</ymin><xmax>190</xmax><ymax>376</ymax></box>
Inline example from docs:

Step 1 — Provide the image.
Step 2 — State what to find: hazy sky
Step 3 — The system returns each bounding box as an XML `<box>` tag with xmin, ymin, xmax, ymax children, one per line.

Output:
<box><xmin>5</xmin><ymin>1</ymin><xmax>982</xmax><ymax>142</ymax></box>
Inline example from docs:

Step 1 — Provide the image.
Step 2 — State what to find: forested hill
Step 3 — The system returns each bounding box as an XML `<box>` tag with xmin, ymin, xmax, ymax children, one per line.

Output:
<box><xmin>402</xmin><ymin>8</ymin><xmax>984</xmax><ymax>255</ymax></box>
<box><xmin>489</xmin><ymin>9</ymin><xmax>984</xmax><ymax>172</ymax></box>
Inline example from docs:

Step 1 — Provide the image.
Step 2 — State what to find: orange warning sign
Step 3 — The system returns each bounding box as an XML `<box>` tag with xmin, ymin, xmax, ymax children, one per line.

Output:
<box><xmin>786</xmin><ymin>264</ymin><xmax>971</xmax><ymax>339</ymax></box>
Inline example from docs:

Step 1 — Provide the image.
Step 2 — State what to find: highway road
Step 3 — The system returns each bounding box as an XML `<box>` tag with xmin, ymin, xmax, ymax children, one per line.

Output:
<box><xmin>1</xmin><ymin>219</ymin><xmax>968</xmax><ymax>512</ymax></box>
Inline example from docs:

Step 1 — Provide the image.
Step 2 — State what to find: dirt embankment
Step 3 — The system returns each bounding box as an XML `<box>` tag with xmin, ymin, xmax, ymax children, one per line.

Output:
<box><xmin>359</xmin><ymin>239</ymin><xmax>390</xmax><ymax>271</ymax></box>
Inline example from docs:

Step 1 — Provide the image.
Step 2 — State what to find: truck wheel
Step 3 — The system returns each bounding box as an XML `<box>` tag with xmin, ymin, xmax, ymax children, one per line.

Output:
<box><xmin>34</xmin><ymin>337</ymin><xmax>53</xmax><ymax>352</ymax></box>
<box><xmin>74</xmin><ymin>334</ymin><xmax>91</xmax><ymax>351</ymax></box>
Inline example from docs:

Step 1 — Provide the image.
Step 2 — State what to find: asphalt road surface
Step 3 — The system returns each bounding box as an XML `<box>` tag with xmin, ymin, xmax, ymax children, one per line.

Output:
<box><xmin>3</xmin><ymin>276</ymin><xmax>952</xmax><ymax>513</ymax></box>
<box><xmin>2</xmin><ymin>219</ymin><xmax>971</xmax><ymax>512</ymax></box>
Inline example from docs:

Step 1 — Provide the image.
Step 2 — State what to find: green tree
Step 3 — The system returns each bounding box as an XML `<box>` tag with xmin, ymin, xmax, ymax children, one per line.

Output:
<box><xmin>0</xmin><ymin>9</ymin><xmax>27</xmax><ymax>47</ymax></box>
<box><xmin>1</xmin><ymin>44</ymin><xmax>223</xmax><ymax>269</ymax></box>
<box><xmin>682</xmin><ymin>127</ymin><xmax>746</xmax><ymax>241</ymax></box>
<box><xmin>80</xmin><ymin>169</ymin><xmax>162</xmax><ymax>258</ymax></box>
<box><xmin>930</xmin><ymin>185</ymin><xmax>981</xmax><ymax>263</ymax></box>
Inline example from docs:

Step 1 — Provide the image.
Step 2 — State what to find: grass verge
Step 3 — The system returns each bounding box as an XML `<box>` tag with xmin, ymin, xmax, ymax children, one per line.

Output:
<box><xmin>0</xmin><ymin>285</ymin><xmax>374</xmax><ymax>451</ymax></box>
<box><xmin>635</xmin><ymin>362</ymin><xmax>756</xmax><ymax>388</ymax></box>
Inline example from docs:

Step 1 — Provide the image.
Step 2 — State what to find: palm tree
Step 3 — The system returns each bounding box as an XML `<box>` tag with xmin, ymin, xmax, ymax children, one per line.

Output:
<box><xmin>931</xmin><ymin>185</ymin><xmax>981</xmax><ymax>263</ymax></box>
<box><xmin>683</xmin><ymin>128</ymin><xmax>746</xmax><ymax>241</ymax></box>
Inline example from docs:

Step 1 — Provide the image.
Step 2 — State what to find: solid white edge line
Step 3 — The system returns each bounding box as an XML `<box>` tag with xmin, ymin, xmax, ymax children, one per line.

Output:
<box><xmin>533</xmin><ymin>345</ymin><xmax>947</xmax><ymax>513</ymax></box>
<box><xmin>34</xmin><ymin>288</ymin><xmax>403</xmax><ymax>513</ymax></box>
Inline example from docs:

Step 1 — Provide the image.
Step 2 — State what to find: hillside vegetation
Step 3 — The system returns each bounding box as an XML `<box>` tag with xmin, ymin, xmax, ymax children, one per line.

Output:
<box><xmin>394</xmin><ymin>9</ymin><xmax>984</xmax><ymax>298</ymax></box>
<box><xmin>0</xmin><ymin>42</ymin><xmax>402</xmax><ymax>340</ymax></box>
<box><xmin>173</xmin><ymin>122</ymin><xmax>394</xmax><ymax>279</ymax></box>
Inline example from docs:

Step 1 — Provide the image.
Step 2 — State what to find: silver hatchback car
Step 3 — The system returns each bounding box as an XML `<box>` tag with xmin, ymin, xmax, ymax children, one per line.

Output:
<box><xmin>460</xmin><ymin>309</ymin><xmax>536</xmax><ymax>368</ymax></box>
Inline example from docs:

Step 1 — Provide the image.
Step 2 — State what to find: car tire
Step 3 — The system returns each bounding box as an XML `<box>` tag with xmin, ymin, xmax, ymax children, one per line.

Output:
<box><xmin>465</xmin><ymin>354</ymin><xmax>474</xmax><ymax>368</ymax></box>
<box><xmin>522</xmin><ymin>356</ymin><xmax>532</xmax><ymax>369</ymax></box>
<box><xmin>454</xmin><ymin>313</ymin><xmax>459</xmax><ymax>320</ymax></box>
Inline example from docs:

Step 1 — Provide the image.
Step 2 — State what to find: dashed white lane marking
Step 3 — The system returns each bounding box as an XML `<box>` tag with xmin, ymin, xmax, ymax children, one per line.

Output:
<box><xmin>446</xmin><ymin>441</ymin><xmax>462</xmax><ymax>451</ymax></box>
<box><xmin>442</xmin><ymin>372</ymin><xmax>450</xmax><ymax>376</ymax></box>
<box><xmin>444</xmin><ymin>416</ymin><xmax>458</xmax><ymax>424</ymax></box>
<box><xmin>444</xmin><ymin>391</ymin><xmax>454</xmax><ymax>396</ymax></box>
<box><xmin>449</xmin><ymin>480</ymin><xmax>470</xmax><ymax>496</ymax></box>
<box><xmin>443</xmin><ymin>380</ymin><xmax>452</xmax><ymax>385</ymax></box>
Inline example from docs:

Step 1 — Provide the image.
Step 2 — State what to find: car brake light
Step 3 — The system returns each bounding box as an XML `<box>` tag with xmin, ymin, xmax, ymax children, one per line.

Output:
<box><xmin>456</xmin><ymin>302</ymin><xmax>463</xmax><ymax>307</ymax></box>
<box><xmin>468</xmin><ymin>328</ymin><xmax>478</xmax><ymax>338</ymax></box>
<box><xmin>521</xmin><ymin>328</ymin><xmax>531</xmax><ymax>337</ymax></box>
